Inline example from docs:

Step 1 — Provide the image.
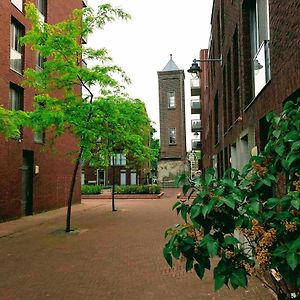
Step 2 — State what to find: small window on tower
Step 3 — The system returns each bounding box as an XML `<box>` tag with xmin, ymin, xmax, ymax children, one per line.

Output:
<box><xmin>169</xmin><ymin>128</ymin><xmax>176</xmax><ymax>145</ymax></box>
<box><xmin>167</xmin><ymin>91</ymin><xmax>175</xmax><ymax>108</ymax></box>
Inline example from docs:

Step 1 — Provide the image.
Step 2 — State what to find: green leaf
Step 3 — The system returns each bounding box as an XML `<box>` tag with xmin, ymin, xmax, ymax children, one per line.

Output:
<box><xmin>207</xmin><ymin>240</ymin><xmax>219</xmax><ymax>258</ymax></box>
<box><xmin>205</xmin><ymin>172</ymin><xmax>214</xmax><ymax>185</ymax></box>
<box><xmin>175</xmin><ymin>173</ymin><xmax>187</xmax><ymax>186</ymax></box>
<box><xmin>163</xmin><ymin>247</ymin><xmax>172</xmax><ymax>268</ymax></box>
<box><xmin>223</xmin><ymin>195</ymin><xmax>235</xmax><ymax>209</ymax></box>
<box><xmin>273</xmin><ymin>245</ymin><xmax>287</xmax><ymax>257</ymax></box>
<box><xmin>273</xmin><ymin>129</ymin><xmax>281</xmax><ymax>139</ymax></box>
<box><xmin>172</xmin><ymin>201</ymin><xmax>181</xmax><ymax>210</ymax></box>
<box><xmin>181</xmin><ymin>205</ymin><xmax>188</xmax><ymax>222</ymax></box>
<box><xmin>186</xmin><ymin>257</ymin><xmax>194</xmax><ymax>272</ymax></box>
<box><xmin>266</xmin><ymin>197</ymin><xmax>279</xmax><ymax>209</ymax></box>
<box><xmin>291</xmin><ymin>141</ymin><xmax>300</xmax><ymax>152</ymax></box>
<box><xmin>249</xmin><ymin>201</ymin><xmax>260</xmax><ymax>213</ymax></box>
<box><xmin>286</xmin><ymin>153</ymin><xmax>299</xmax><ymax>168</ymax></box>
<box><xmin>214</xmin><ymin>275</ymin><xmax>226</xmax><ymax>291</ymax></box>
<box><xmin>230</xmin><ymin>269</ymin><xmax>247</xmax><ymax>288</ymax></box>
<box><xmin>194</xmin><ymin>264</ymin><xmax>205</xmax><ymax>279</ymax></box>
<box><xmin>184</xmin><ymin>236</ymin><xmax>195</xmax><ymax>245</ymax></box>
<box><xmin>182</xmin><ymin>184</ymin><xmax>190</xmax><ymax>195</ymax></box>
<box><xmin>266</xmin><ymin>111</ymin><xmax>275</xmax><ymax>122</ymax></box>
<box><xmin>287</xmin><ymin>252</ymin><xmax>298</xmax><ymax>270</ymax></box>
<box><xmin>190</xmin><ymin>205</ymin><xmax>201</xmax><ymax>219</ymax></box>
<box><xmin>291</xmin><ymin>199</ymin><xmax>300</xmax><ymax>210</ymax></box>
<box><xmin>290</xmin><ymin>236</ymin><xmax>300</xmax><ymax>251</ymax></box>
<box><xmin>284</xmin><ymin>130</ymin><xmax>300</xmax><ymax>142</ymax></box>
<box><xmin>224</xmin><ymin>236</ymin><xmax>240</xmax><ymax>245</ymax></box>
<box><xmin>171</xmin><ymin>247</ymin><xmax>181</xmax><ymax>259</ymax></box>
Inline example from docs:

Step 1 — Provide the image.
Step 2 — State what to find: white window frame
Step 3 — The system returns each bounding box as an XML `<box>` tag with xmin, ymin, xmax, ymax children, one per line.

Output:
<box><xmin>10</xmin><ymin>21</ymin><xmax>24</xmax><ymax>73</ymax></box>
<box><xmin>11</xmin><ymin>0</ymin><xmax>23</xmax><ymax>12</ymax></box>
<box><xmin>111</xmin><ymin>153</ymin><xmax>126</xmax><ymax>166</ymax></box>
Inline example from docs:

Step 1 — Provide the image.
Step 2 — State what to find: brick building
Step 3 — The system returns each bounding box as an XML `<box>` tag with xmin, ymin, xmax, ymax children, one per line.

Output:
<box><xmin>157</xmin><ymin>55</ymin><xmax>187</xmax><ymax>185</ymax></box>
<box><xmin>200</xmin><ymin>0</ymin><xmax>300</xmax><ymax>176</ymax></box>
<box><xmin>0</xmin><ymin>0</ymin><xmax>84</xmax><ymax>220</ymax></box>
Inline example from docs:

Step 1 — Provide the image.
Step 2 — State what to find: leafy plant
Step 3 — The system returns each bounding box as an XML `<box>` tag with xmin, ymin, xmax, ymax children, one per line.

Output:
<box><xmin>164</xmin><ymin>98</ymin><xmax>300</xmax><ymax>299</ymax></box>
<box><xmin>81</xmin><ymin>185</ymin><xmax>102</xmax><ymax>194</ymax></box>
<box><xmin>115</xmin><ymin>184</ymin><xmax>161</xmax><ymax>194</ymax></box>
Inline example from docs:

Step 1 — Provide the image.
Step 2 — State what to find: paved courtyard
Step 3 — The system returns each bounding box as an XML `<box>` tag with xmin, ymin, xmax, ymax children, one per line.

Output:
<box><xmin>0</xmin><ymin>188</ymin><xmax>274</xmax><ymax>300</ymax></box>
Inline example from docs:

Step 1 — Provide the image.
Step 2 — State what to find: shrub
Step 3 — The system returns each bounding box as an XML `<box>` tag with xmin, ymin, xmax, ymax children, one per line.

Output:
<box><xmin>81</xmin><ymin>184</ymin><xmax>102</xmax><ymax>194</ymax></box>
<box><xmin>163</xmin><ymin>98</ymin><xmax>300</xmax><ymax>299</ymax></box>
<box><xmin>115</xmin><ymin>184</ymin><xmax>161</xmax><ymax>194</ymax></box>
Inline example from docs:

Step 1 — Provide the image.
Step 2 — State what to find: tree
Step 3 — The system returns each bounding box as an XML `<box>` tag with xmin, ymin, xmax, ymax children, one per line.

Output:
<box><xmin>85</xmin><ymin>97</ymin><xmax>155</xmax><ymax>211</ymax></box>
<box><xmin>164</xmin><ymin>98</ymin><xmax>300</xmax><ymax>299</ymax></box>
<box><xmin>21</xmin><ymin>3</ymin><xmax>133</xmax><ymax>232</ymax></box>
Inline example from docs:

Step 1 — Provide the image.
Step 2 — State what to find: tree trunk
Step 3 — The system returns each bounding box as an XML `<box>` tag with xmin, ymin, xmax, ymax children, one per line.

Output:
<box><xmin>112</xmin><ymin>156</ymin><xmax>117</xmax><ymax>211</ymax></box>
<box><xmin>66</xmin><ymin>148</ymin><xmax>83</xmax><ymax>232</ymax></box>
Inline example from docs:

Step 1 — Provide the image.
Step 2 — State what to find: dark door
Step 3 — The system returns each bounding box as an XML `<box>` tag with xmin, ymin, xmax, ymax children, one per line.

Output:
<box><xmin>21</xmin><ymin>150</ymin><xmax>34</xmax><ymax>215</ymax></box>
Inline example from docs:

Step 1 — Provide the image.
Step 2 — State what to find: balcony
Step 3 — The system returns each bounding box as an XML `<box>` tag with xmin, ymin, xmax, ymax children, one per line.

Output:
<box><xmin>191</xmin><ymin>98</ymin><xmax>200</xmax><ymax>114</ymax></box>
<box><xmin>191</xmin><ymin>139</ymin><xmax>201</xmax><ymax>150</ymax></box>
<box><xmin>253</xmin><ymin>40</ymin><xmax>271</xmax><ymax>97</ymax></box>
<box><xmin>190</xmin><ymin>78</ymin><xmax>200</xmax><ymax>96</ymax></box>
<box><xmin>191</xmin><ymin>119</ymin><xmax>201</xmax><ymax>132</ymax></box>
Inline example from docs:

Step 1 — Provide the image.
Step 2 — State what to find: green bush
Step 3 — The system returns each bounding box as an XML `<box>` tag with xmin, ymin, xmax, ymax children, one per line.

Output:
<box><xmin>81</xmin><ymin>185</ymin><xmax>102</xmax><ymax>194</ymax></box>
<box><xmin>115</xmin><ymin>184</ymin><xmax>161</xmax><ymax>194</ymax></box>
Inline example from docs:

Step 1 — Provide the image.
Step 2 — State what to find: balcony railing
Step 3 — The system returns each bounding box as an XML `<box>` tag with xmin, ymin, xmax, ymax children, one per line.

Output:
<box><xmin>191</xmin><ymin>98</ymin><xmax>200</xmax><ymax>114</ymax></box>
<box><xmin>10</xmin><ymin>49</ymin><xmax>22</xmax><ymax>74</ymax></box>
<box><xmin>190</xmin><ymin>78</ymin><xmax>200</xmax><ymax>96</ymax></box>
<box><xmin>191</xmin><ymin>139</ymin><xmax>201</xmax><ymax>150</ymax></box>
<box><xmin>191</xmin><ymin>119</ymin><xmax>201</xmax><ymax>132</ymax></box>
<box><xmin>11</xmin><ymin>0</ymin><xmax>23</xmax><ymax>11</ymax></box>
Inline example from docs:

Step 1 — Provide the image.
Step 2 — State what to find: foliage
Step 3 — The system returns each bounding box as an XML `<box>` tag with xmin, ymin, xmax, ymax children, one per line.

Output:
<box><xmin>115</xmin><ymin>184</ymin><xmax>161</xmax><ymax>194</ymax></box>
<box><xmin>164</xmin><ymin>98</ymin><xmax>300</xmax><ymax>299</ymax></box>
<box><xmin>81</xmin><ymin>184</ymin><xmax>103</xmax><ymax>194</ymax></box>
<box><xmin>0</xmin><ymin>105</ymin><xmax>29</xmax><ymax>139</ymax></box>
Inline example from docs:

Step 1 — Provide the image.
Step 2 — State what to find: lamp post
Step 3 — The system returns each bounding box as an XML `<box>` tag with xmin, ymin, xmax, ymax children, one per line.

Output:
<box><xmin>187</xmin><ymin>58</ymin><xmax>222</xmax><ymax>78</ymax></box>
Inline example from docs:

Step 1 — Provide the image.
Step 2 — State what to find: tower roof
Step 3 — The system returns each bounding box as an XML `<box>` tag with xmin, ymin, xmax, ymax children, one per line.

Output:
<box><xmin>162</xmin><ymin>54</ymin><xmax>179</xmax><ymax>71</ymax></box>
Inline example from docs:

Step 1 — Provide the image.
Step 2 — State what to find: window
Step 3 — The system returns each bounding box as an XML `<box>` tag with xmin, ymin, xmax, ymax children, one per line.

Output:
<box><xmin>37</xmin><ymin>0</ymin><xmax>47</xmax><ymax>16</ymax></box>
<box><xmin>10</xmin><ymin>20</ymin><xmax>24</xmax><ymax>74</ymax></box>
<box><xmin>11</xmin><ymin>0</ymin><xmax>23</xmax><ymax>11</ymax></box>
<box><xmin>167</xmin><ymin>91</ymin><xmax>175</xmax><ymax>108</ymax></box>
<box><xmin>10</xmin><ymin>84</ymin><xmax>24</xmax><ymax>138</ymax></box>
<box><xmin>36</xmin><ymin>51</ymin><xmax>45</xmax><ymax>70</ymax></box>
<box><xmin>34</xmin><ymin>130</ymin><xmax>45</xmax><ymax>144</ymax></box>
<box><xmin>10</xmin><ymin>84</ymin><xmax>23</xmax><ymax>111</ymax></box>
<box><xmin>111</xmin><ymin>153</ymin><xmax>126</xmax><ymax>166</ymax></box>
<box><xmin>169</xmin><ymin>128</ymin><xmax>176</xmax><ymax>145</ymax></box>
<box><xmin>249</xmin><ymin>0</ymin><xmax>271</xmax><ymax>97</ymax></box>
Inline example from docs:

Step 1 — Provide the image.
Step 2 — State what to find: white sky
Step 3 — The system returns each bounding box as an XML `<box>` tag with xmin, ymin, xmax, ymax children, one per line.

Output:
<box><xmin>88</xmin><ymin>0</ymin><xmax>213</xmax><ymax>150</ymax></box>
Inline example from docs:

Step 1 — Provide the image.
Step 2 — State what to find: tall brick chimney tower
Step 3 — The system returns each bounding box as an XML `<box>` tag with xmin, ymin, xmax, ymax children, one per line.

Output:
<box><xmin>157</xmin><ymin>54</ymin><xmax>187</xmax><ymax>186</ymax></box>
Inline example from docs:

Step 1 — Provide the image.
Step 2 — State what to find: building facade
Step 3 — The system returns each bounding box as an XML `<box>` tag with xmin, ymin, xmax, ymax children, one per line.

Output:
<box><xmin>157</xmin><ymin>55</ymin><xmax>187</xmax><ymax>186</ymax></box>
<box><xmin>0</xmin><ymin>0</ymin><xmax>84</xmax><ymax>220</ymax></box>
<box><xmin>201</xmin><ymin>0</ymin><xmax>300</xmax><ymax>176</ymax></box>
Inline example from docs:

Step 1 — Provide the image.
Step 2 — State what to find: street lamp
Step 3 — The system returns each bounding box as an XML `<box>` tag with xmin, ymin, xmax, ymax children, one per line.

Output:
<box><xmin>187</xmin><ymin>57</ymin><xmax>222</xmax><ymax>78</ymax></box>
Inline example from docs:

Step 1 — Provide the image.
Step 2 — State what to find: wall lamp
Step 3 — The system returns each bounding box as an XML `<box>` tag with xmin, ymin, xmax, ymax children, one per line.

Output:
<box><xmin>188</xmin><ymin>58</ymin><xmax>222</xmax><ymax>78</ymax></box>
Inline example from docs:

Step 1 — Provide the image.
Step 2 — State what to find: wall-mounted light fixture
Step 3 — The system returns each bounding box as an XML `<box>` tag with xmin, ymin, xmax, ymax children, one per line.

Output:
<box><xmin>187</xmin><ymin>57</ymin><xmax>222</xmax><ymax>78</ymax></box>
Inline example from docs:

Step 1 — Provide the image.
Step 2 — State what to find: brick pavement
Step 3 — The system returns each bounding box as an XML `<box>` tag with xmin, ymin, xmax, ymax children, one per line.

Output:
<box><xmin>0</xmin><ymin>188</ymin><xmax>275</xmax><ymax>300</ymax></box>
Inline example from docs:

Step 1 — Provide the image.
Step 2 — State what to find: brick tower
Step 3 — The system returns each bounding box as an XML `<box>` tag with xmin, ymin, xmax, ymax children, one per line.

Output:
<box><xmin>157</xmin><ymin>54</ymin><xmax>187</xmax><ymax>186</ymax></box>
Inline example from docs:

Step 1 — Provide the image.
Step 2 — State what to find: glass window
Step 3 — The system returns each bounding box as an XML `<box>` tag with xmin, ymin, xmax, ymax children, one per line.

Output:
<box><xmin>167</xmin><ymin>92</ymin><xmax>175</xmax><ymax>108</ymax></box>
<box><xmin>36</xmin><ymin>51</ymin><xmax>45</xmax><ymax>70</ymax></box>
<box><xmin>37</xmin><ymin>0</ymin><xmax>47</xmax><ymax>16</ymax></box>
<box><xmin>34</xmin><ymin>130</ymin><xmax>45</xmax><ymax>143</ymax></box>
<box><xmin>10</xmin><ymin>20</ymin><xmax>24</xmax><ymax>73</ymax></box>
<box><xmin>169</xmin><ymin>128</ymin><xmax>176</xmax><ymax>144</ymax></box>
<box><xmin>111</xmin><ymin>153</ymin><xmax>126</xmax><ymax>166</ymax></box>
<box><xmin>10</xmin><ymin>84</ymin><xmax>23</xmax><ymax>111</ymax></box>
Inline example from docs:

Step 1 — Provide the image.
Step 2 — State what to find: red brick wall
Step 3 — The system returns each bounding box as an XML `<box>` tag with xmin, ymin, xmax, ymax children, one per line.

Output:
<box><xmin>201</xmin><ymin>0</ymin><xmax>300</xmax><ymax>172</ymax></box>
<box><xmin>0</xmin><ymin>0</ymin><xmax>83</xmax><ymax>220</ymax></box>
<box><xmin>158</xmin><ymin>70</ymin><xmax>186</xmax><ymax>160</ymax></box>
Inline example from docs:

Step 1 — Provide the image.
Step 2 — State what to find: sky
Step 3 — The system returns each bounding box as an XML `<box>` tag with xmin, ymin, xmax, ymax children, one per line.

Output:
<box><xmin>88</xmin><ymin>0</ymin><xmax>213</xmax><ymax>150</ymax></box>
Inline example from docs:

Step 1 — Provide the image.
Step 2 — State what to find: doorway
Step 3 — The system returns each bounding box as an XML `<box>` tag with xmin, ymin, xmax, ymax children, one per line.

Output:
<box><xmin>21</xmin><ymin>150</ymin><xmax>34</xmax><ymax>216</ymax></box>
